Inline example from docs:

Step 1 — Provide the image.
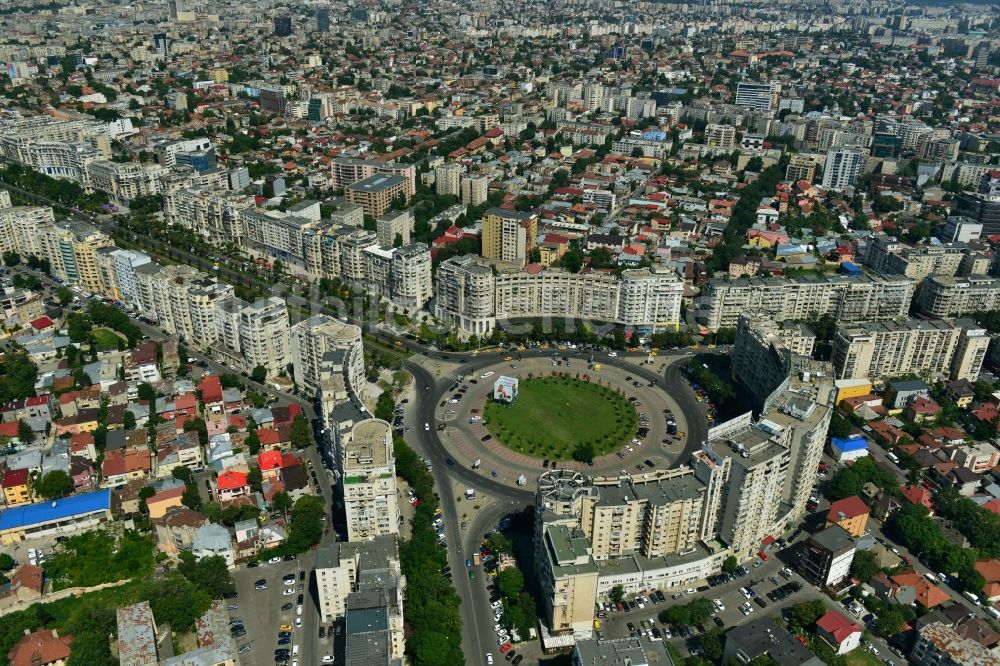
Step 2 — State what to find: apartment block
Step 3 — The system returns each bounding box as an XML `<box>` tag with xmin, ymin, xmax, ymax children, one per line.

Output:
<box><xmin>460</xmin><ymin>174</ymin><xmax>488</xmax><ymax>206</ymax></box>
<box><xmin>785</xmin><ymin>153</ymin><xmax>818</xmax><ymax>183</ymax></box>
<box><xmin>699</xmin><ymin>274</ymin><xmax>914</xmax><ymax>331</ymax></box>
<box><xmin>863</xmin><ymin>234</ymin><xmax>969</xmax><ymax>280</ymax></box>
<box><xmin>290</xmin><ymin>314</ymin><xmax>365</xmax><ymax>398</ymax></box>
<box><xmin>390</xmin><ymin>243</ymin><xmax>433</xmax><ymax>311</ymax></box>
<box><xmin>433</xmin><ymin>255</ymin><xmax>497</xmax><ymax>336</ymax></box>
<box><xmin>376</xmin><ymin>209</ymin><xmax>413</xmax><ymax>249</ymax></box>
<box><xmin>798</xmin><ymin>525</ymin><xmax>856</xmax><ymax>588</ymax></box>
<box><xmin>831</xmin><ymin>318</ymin><xmax>989</xmax><ymax>382</ymax></box>
<box><xmin>434</xmin><ymin>162</ymin><xmax>462</xmax><ymax>197</ymax></box>
<box><xmin>735</xmin><ymin>81</ymin><xmax>779</xmax><ymax>112</ymax></box>
<box><xmin>916</xmin><ymin>275</ymin><xmax>1000</xmax><ymax>317</ymax></box>
<box><xmin>315</xmin><ymin>535</ymin><xmax>403</xmax><ymax>632</ymax></box>
<box><xmin>340</xmin><ymin>419</ymin><xmax>399</xmax><ymax>542</ymax></box>
<box><xmin>86</xmin><ymin>160</ymin><xmax>166</xmax><ymax>204</ymax></box>
<box><xmin>704</xmin><ymin>124</ymin><xmax>736</xmax><ymax>149</ymax></box>
<box><xmin>346</xmin><ymin>174</ymin><xmax>409</xmax><ymax>218</ymax></box>
<box><xmin>236</xmin><ymin>297</ymin><xmax>291</xmax><ymax>375</ymax></box>
<box><xmin>821</xmin><ymin>149</ymin><xmax>864</xmax><ymax>190</ymax></box>
<box><xmin>482</xmin><ymin>207</ymin><xmax>537</xmax><ymax>266</ymax></box>
<box><xmin>330</xmin><ymin>157</ymin><xmax>416</xmax><ymax>196</ymax></box>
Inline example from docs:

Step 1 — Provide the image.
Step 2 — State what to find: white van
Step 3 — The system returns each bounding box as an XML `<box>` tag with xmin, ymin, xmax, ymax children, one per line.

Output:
<box><xmin>987</xmin><ymin>607</ymin><xmax>1000</xmax><ymax>620</ymax></box>
<box><xmin>964</xmin><ymin>590</ymin><xmax>981</xmax><ymax>606</ymax></box>
<box><xmin>292</xmin><ymin>645</ymin><xmax>299</xmax><ymax>657</ymax></box>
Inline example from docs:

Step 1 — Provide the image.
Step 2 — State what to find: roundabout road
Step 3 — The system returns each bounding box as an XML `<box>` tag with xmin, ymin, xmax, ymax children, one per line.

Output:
<box><xmin>406</xmin><ymin>347</ymin><xmax>709</xmax><ymax>495</ymax></box>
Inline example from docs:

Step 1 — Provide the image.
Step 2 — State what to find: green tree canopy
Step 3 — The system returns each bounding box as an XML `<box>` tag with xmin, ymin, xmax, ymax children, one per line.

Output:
<box><xmin>36</xmin><ymin>470</ymin><xmax>74</xmax><ymax>498</ymax></box>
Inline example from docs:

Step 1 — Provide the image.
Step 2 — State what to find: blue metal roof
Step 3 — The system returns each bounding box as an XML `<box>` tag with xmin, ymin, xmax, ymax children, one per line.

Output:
<box><xmin>0</xmin><ymin>489</ymin><xmax>111</xmax><ymax>531</ymax></box>
<box><xmin>832</xmin><ymin>436</ymin><xmax>868</xmax><ymax>452</ymax></box>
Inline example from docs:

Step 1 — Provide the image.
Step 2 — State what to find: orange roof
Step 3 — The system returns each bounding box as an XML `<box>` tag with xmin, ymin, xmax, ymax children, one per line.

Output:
<box><xmin>816</xmin><ymin>610</ymin><xmax>861</xmax><ymax>644</ymax></box>
<box><xmin>258</xmin><ymin>450</ymin><xmax>282</xmax><ymax>471</ymax></box>
<box><xmin>217</xmin><ymin>470</ymin><xmax>249</xmax><ymax>491</ymax></box>
<box><xmin>977</xmin><ymin>559</ymin><xmax>1000</xmax><ymax>583</ymax></box>
<box><xmin>7</xmin><ymin>629</ymin><xmax>72</xmax><ymax>666</ymax></box>
<box><xmin>901</xmin><ymin>485</ymin><xmax>934</xmax><ymax>510</ymax></box>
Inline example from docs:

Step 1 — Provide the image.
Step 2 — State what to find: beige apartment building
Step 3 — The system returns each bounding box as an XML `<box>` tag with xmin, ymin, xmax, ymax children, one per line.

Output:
<box><xmin>916</xmin><ymin>274</ymin><xmax>1000</xmax><ymax>317</ymax></box>
<box><xmin>832</xmin><ymin>317</ymin><xmax>990</xmax><ymax>382</ymax></box>
<box><xmin>290</xmin><ymin>314</ymin><xmax>365</xmax><ymax>398</ymax></box>
<box><xmin>346</xmin><ymin>174</ymin><xmax>409</xmax><ymax>218</ymax></box>
<box><xmin>699</xmin><ymin>273</ymin><xmax>914</xmax><ymax>331</ymax></box>
<box><xmin>341</xmin><ymin>419</ymin><xmax>399</xmax><ymax>542</ymax></box>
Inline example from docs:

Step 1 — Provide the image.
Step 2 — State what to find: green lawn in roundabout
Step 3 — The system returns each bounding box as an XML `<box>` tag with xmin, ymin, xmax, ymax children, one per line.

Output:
<box><xmin>483</xmin><ymin>375</ymin><xmax>638</xmax><ymax>462</ymax></box>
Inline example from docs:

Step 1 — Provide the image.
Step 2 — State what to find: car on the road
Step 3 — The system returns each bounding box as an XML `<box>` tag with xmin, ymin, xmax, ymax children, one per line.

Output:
<box><xmin>277</xmin><ymin>638</ymin><xmax>290</xmax><ymax>645</ymax></box>
<box><xmin>322</xmin><ymin>657</ymin><xmax>334</xmax><ymax>664</ymax></box>
<box><xmin>238</xmin><ymin>645</ymin><xmax>251</xmax><ymax>655</ymax></box>
<box><xmin>282</xmin><ymin>588</ymin><xmax>295</xmax><ymax>596</ymax></box>
<box><xmin>269</xmin><ymin>556</ymin><xmax>282</xmax><ymax>563</ymax></box>
<box><xmin>319</xmin><ymin>626</ymin><xmax>325</xmax><ymax>639</ymax></box>
<box><xmin>481</xmin><ymin>372</ymin><xmax>495</xmax><ymax>379</ymax></box>
<box><xmin>424</xmin><ymin>423</ymin><xmax>430</xmax><ymax>431</ymax></box>
<box><xmin>279</xmin><ymin>625</ymin><xmax>292</xmax><ymax>631</ymax></box>
<box><xmin>486</xmin><ymin>654</ymin><xmax>494</xmax><ymax>665</ymax></box>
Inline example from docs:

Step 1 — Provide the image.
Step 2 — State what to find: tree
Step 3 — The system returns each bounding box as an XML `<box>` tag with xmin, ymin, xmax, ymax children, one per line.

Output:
<box><xmin>2</xmin><ymin>251</ymin><xmax>20</xmax><ymax>267</ymax></box>
<box><xmin>850</xmin><ymin>549</ymin><xmax>881</xmax><ymax>584</ymax></box>
<box><xmin>0</xmin><ymin>552</ymin><xmax>16</xmax><ymax>571</ymax></box>
<box><xmin>290</xmin><ymin>414</ymin><xmax>312</xmax><ymax>448</ymax></box>
<box><xmin>872</xmin><ymin>607</ymin><xmax>905</xmax><ymax>638</ymax></box>
<box><xmin>36</xmin><ymin>470</ymin><xmax>74</xmax><ymax>498</ymax></box>
<box><xmin>572</xmin><ymin>441</ymin><xmax>595</xmax><ymax>464</ymax></box>
<box><xmin>484</xmin><ymin>532</ymin><xmax>513</xmax><ymax>557</ymax></box>
<box><xmin>56</xmin><ymin>286</ymin><xmax>74</xmax><ymax>305</ymax></box>
<box><xmin>251</xmin><ymin>365</ymin><xmax>267</xmax><ymax>383</ymax></box>
<box><xmin>172</xmin><ymin>466</ymin><xmax>193</xmax><ymax>484</ymax></box>
<box><xmin>496</xmin><ymin>567</ymin><xmax>525</xmax><ymax>600</ymax></box>
<box><xmin>179</xmin><ymin>553</ymin><xmax>235</xmax><ymax>599</ymax></box>
<box><xmin>285</xmin><ymin>495</ymin><xmax>324</xmax><ymax>552</ymax></box>
<box><xmin>138</xmin><ymin>485</ymin><xmax>155</xmax><ymax>513</ymax></box>
<box><xmin>245</xmin><ymin>430</ymin><xmax>261</xmax><ymax>455</ymax></box>
<box><xmin>136</xmin><ymin>382</ymin><xmax>155</xmax><ymax>402</ymax></box>
<box><xmin>722</xmin><ymin>555</ymin><xmax>738</xmax><ymax>573</ymax></box>
<box><xmin>272</xmin><ymin>491</ymin><xmax>292</xmax><ymax>513</ymax></box>
<box><xmin>701</xmin><ymin>627</ymin><xmax>725</xmax><ymax>662</ymax></box>
<box><xmin>248</xmin><ymin>467</ymin><xmax>263</xmax><ymax>492</ymax></box>
<box><xmin>686</xmin><ymin>597</ymin><xmax>715</xmax><ymax>625</ymax></box>
<box><xmin>789</xmin><ymin>599</ymin><xmax>826</xmax><ymax>631</ymax></box>
<box><xmin>181</xmin><ymin>483</ymin><xmax>202</xmax><ymax>510</ymax></box>
<box><xmin>561</xmin><ymin>246</ymin><xmax>584</xmax><ymax>273</ymax></box>
<box><xmin>610</xmin><ymin>584</ymin><xmax>625</xmax><ymax>603</ymax></box>
<box><xmin>661</xmin><ymin>604</ymin><xmax>691</xmax><ymax>627</ymax></box>
<box><xmin>16</xmin><ymin>420</ymin><xmax>34</xmax><ymax>446</ymax></box>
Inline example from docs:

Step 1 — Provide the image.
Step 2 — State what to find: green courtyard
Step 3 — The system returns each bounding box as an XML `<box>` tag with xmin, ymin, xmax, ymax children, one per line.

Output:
<box><xmin>483</xmin><ymin>375</ymin><xmax>638</xmax><ymax>462</ymax></box>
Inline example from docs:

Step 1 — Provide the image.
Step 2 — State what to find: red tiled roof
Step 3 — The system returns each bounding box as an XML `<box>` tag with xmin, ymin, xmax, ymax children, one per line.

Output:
<box><xmin>217</xmin><ymin>470</ymin><xmax>249</xmax><ymax>491</ymax></box>
<box><xmin>2</xmin><ymin>467</ymin><xmax>29</xmax><ymax>488</ymax></box>
<box><xmin>827</xmin><ymin>496</ymin><xmax>869</xmax><ymax>523</ymax></box>
<box><xmin>816</xmin><ymin>610</ymin><xmax>861</xmax><ymax>645</ymax></box>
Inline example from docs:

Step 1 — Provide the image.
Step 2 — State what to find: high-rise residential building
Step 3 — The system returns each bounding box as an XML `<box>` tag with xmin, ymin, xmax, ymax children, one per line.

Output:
<box><xmin>340</xmin><ymin>419</ymin><xmax>399</xmax><ymax>542</ymax></box>
<box><xmin>315</xmin><ymin>7</ymin><xmax>330</xmax><ymax>32</ymax></box>
<box><xmin>434</xmin><ymin>256</ymin><xmax>683</xmax><ymax>336</ymax></box>
<box><xmin>460</xmin><ymin>174</ymin><xmax>488</xmax><ymax>206</ymax></box>
<box><xmin>704</xmin><ymin>124</ymin><xmax>736</xmax><ymax>149</ymax></box>
<box><xmin>274</xmin><ymin>15</ymin><xmax>292</xmax><ymax>36</ymax></box>
<box><xmin>917</xmin><ymin>275</ymin><xmax>1000</xmax><ymax>317</ymax></box>
<box><xmin>390</xmin><ymin>243</ymin><xmax>433</xmax><ymax>311</ymax></box>
<box><xmin>699</xmin><ymin>274</ymin><xmax>914</xmax><ymax>331</ymax></box>
<box><xmin>955</xmin><ymin>192</ymin><xmax>1000</xmax><ymax>237</ymax></box>
<box><xmin>798</xmin><ymin>525</ymin><xmax>856</xmax><ymax>588</ymax></box>
<box><xmin>433</xmin><ymin>255</ymin><xmax>497</xmax><ymax>336</ymax></box>
<box><xmin>821</xmin><ymin>149</ymin><xmax>864</xmax><ymax>191</ymax></box>
<box><xmin>290</xmin><ymin>315</ymin><xmax>365</xmax><ymax>398</ymax></box>
<box><xmin>376</xmin><ymin>209</ymin><xmax>413</xmax><ymax>249</ymax></box>
<box><xmin>236</xmin><ymin>297</ymin><xmax>291</xmax><ymax>375</ymax></box>
<box><xmin>330</xmin><ymin>158</ymin><xmax>416</xmax><ymax>197</ymax></box>
<box><xmin>831</xmin><ymin>318</ymin><xmax>989</xmax><ymax>382</ymax></box>
<box><xmin>434</xmin><ymin>163</ymin><xmax>462</xmax><ymax>197</ymax></box>
<box><xmin>345</xmin><ymin>174</ymin><xmax>409</xmax><ymax>218</ymax></box>
<box><xmin>482</xmin><ymin>207</ymin><xmax>537</xmax><ymax>265</ymax></box>
<box><xmin>735</xmin><ymin>81</ymin><xmax>779</xmax><ymax>112</ymax></box>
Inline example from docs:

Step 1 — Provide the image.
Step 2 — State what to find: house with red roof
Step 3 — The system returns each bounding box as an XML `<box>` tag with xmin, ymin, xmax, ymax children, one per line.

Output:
<box><xmin>826</xmin><ymin>496</ymin><xmax>870</xmax><ymax>537</ymax></box>
<box><xmin>901</xmin><ymin>485</ymin><xmax>934</xmax><ymax>513</ymax></box>
<box><xmin>816</xmin><ymin>610</ymin><xmax>863</xmax><ymax>655</ymax></box>
<box><xmin>216</xmin><ymin>470</ymin><xmax>250</xmax><ymax>502</ymax></box>
<box><xmin>976</xmin><ymin>559</ymin><xmax>1000</xmax><ymax>602</ymax></box>
<box><xmin>6</xmin><ymin>628</ymin><xmax>72</xmax><ymax>666</ymax></box>
<box><xmin>906</xmin><ymin>396</ymin><xmax>941</xmax><ymax>423</ymax></box>
<box><xmin>27</xmin><ymin>316</ymin><xmax>55</xmax><ymax>334</ymax></box>
<box><xmin>101</xmin><ymin>447</ymin><xmax>151</xmax><ymax>487</ymax></box>
<box><xmin>198</xmin><ymin>375</ymin><xmax>224</xmax><ymax>411</ymax></box>
<box><xmin>2</xmin><ymin>468</ymin><xmax>31</xmax><ymax>506</ymax></box>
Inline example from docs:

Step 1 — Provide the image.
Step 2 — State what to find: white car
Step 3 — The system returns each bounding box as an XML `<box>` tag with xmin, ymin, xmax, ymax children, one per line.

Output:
<box><xmin>481</xmin><ymin>371</ymin><xmax>495</xmax><ymax>379</ymax></box>
<box><xmin>608</xmin><ymin>351</ymin><xmax>618</xmax><ymax>357</ymax></box>
<box><xmin>494</xmin><ymin>624</ymin><xmax>504</xmax><ymax>633</ymax></box>
<box><xmin>486</xmin><ymin>654</ymin><xmax>494</xmax><ymax>665</ymax></box>
<box><xmin>491</xmin><ymin>601</ymin><xmax>502</xmax><ymax>610</ymax></box>
<box><xmin>321</xmin><ymin>657</ymin><xmax>334</xmax><ymax>664</ymax></box>
<box><xmin>295</xmin><ymin>617</ymin><xmax>301</xmax><ymax>627</ymax></box>
<box><xmin>282</xmin><ymin>588</ymin><xmax>295</xmax><ymax>596</ymax></box>
<box><xmin>424</xmin><ymin>423</ymin><xmax>430</xmax><ymax>431</ymax></box>
<box><xmin>269</xmin><ymin>556</ymin><xmax>282</xmax><ymax>563</ymax></box>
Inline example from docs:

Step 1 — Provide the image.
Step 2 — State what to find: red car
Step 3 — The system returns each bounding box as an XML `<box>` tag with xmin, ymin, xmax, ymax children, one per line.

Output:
<box><xmin>500</xmin><ymin>643</ymin><xmax>513</xmax><ymax>654</ymax></box>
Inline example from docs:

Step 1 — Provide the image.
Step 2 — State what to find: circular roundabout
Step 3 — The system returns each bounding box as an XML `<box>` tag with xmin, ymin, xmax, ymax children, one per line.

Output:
<box><xmin>483</xmin><ymin>375</ymin><xmax>638</xmax><ymax>462</ymax></box>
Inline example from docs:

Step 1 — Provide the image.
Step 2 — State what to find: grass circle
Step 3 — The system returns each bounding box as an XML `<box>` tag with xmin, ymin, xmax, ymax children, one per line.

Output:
<box><xmin>483</xmin><ymin>376</ymin><xmax>638</xmax><ymax>461</ymax></box>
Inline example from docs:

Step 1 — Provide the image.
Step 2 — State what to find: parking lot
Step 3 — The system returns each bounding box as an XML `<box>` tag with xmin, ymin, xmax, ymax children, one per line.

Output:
<box><xmin>229</xmin><ymin>553</ymin><xmax>336</xmax><ymax>666</ymax></box>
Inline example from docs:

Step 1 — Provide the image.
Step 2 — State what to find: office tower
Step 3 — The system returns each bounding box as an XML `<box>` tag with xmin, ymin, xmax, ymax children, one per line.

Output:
<box><xmin>340</xmin><ymin>419</ymin><xmax>400</xmax><ymax>542</ymax></box>
<box><xmin>434</xmin><ymin>163</ymin><xmax>462</xmax><ymax>197</ymax></box>
<box><xmin>735</xmin><ymin>81</ymin><xmax>778</xmax><ymax>113</ymax></box>
<box><xmin>821</xmin><ymin>149</ymin><xmax>864</xmax><ymax>191</ymax></box>
<box><xmin>274</xmin><ymin>16</ymin><xmax>292</xmax><ymax>36</ymax></box>
<box><xmin>153</xmin><ymin>32</ymin><xmax>169</xmax><ymax>55</ymax></box>
<box><xmin>482</xmin><ymin>207</ymin><xmax>537</xmax><ymax>265</ymax></box>
<box><xmin>316</xmin><ymin>7</ymin><xmax>330</xmax><ymax>32</ymax></box>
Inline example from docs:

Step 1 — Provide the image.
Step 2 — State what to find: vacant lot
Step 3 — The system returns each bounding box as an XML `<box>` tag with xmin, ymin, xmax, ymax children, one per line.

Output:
<box><xmin>484</xmin><ymin>376</ymin><xmax>637</xmax><ymax>460</ymax></box>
